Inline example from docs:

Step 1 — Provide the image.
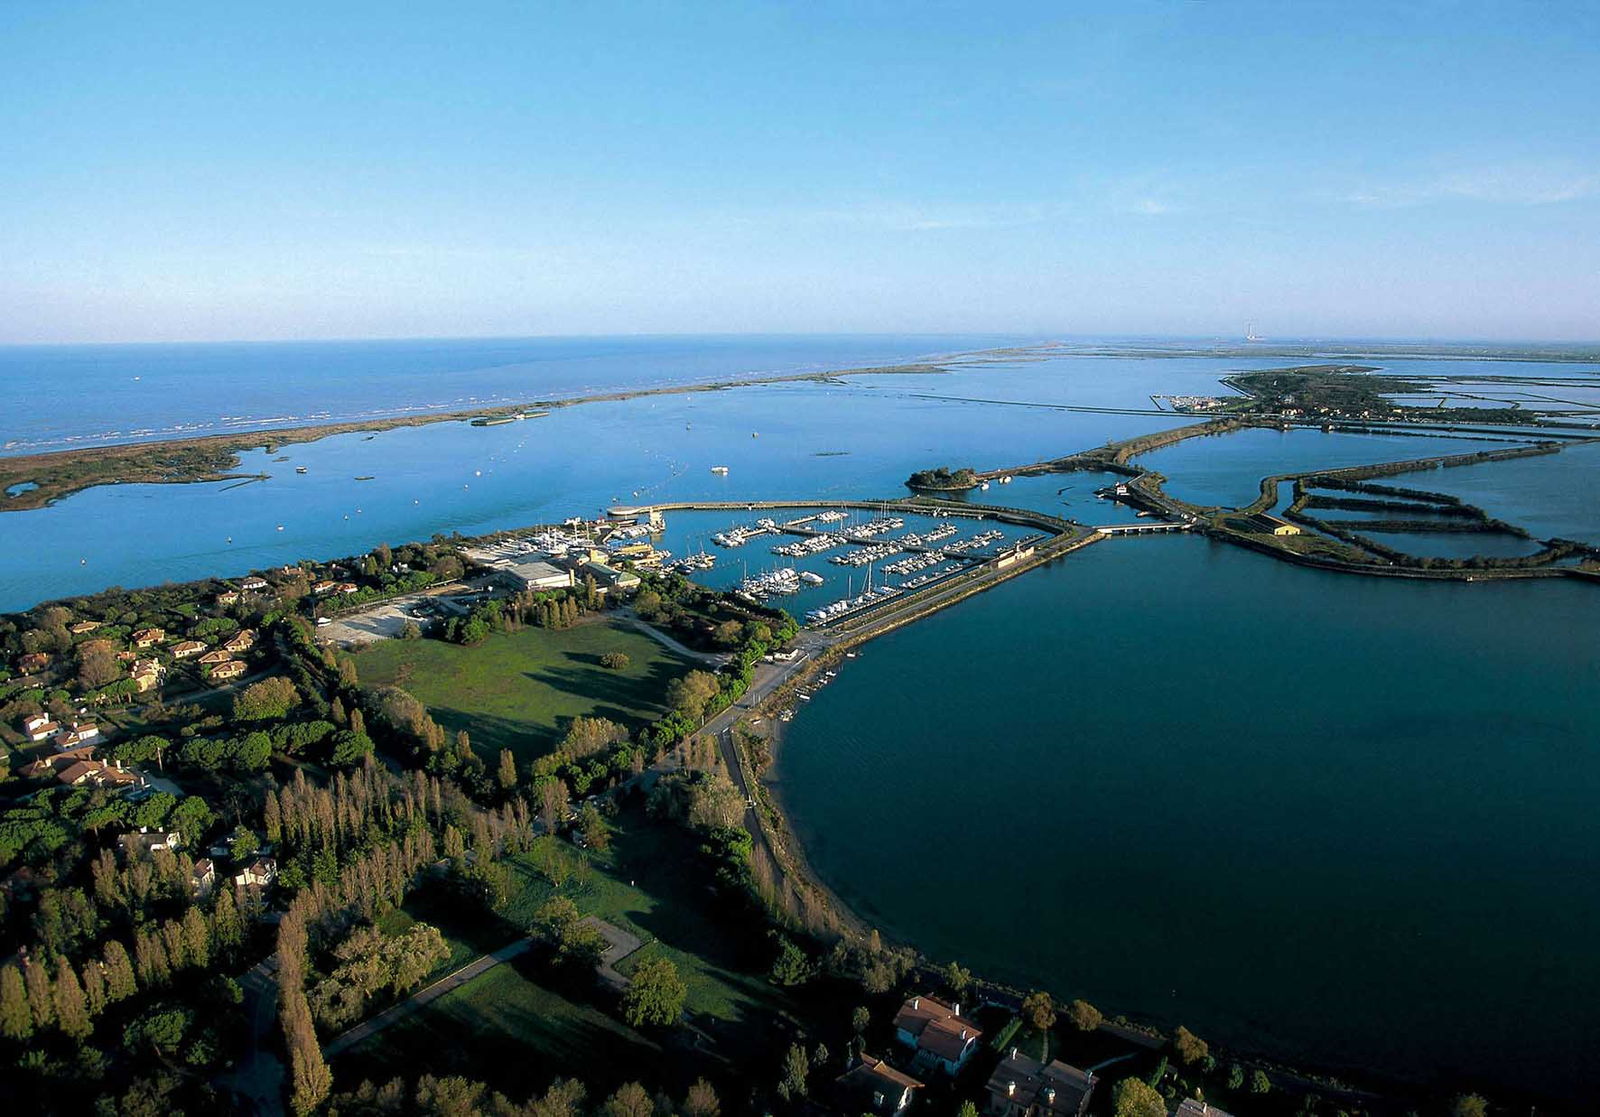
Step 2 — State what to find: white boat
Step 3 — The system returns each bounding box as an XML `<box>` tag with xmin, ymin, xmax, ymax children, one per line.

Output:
<box><xmin>710</xmin><ymin>465</ymin><xmax>730</xmax><ymax>475</ymax></box>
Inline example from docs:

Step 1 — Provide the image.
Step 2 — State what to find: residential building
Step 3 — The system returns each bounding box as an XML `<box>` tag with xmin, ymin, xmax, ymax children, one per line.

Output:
<box><xmin>21</xmin><ymin>714</ymin><xmax>59</xmax><ymax>742</ymax></box>
<box><xmin>171</xmin><ymin>640</ymin><xmax>206</xmax><ymax>658</ymax></box>
<box><xmin>893</xmin><ymin>995</ymin><xmax>983</xmax><ymax>1074</ymax></box>
<box><xmin>215</xmin><ymin>589</ymin><xmax>241</xmax><ymax>606</ymax></box>
<box><xmin>209</xmin><ymin>660</ymin><xmax>247</xmax><ymax>681</ymax></box>
<box><xmin>223</xmin><ymin>629</ymin><xmax>257</xmax><ymax>653</ymax></box>
<box><xmin>234</xmin><ymin>856</ymin><xmax>278</xmax><ymax>890</ymax></box>
<box><xmin>131</xmin><ymin>628</ymin><xmax>165</xmax><ymax>648</ymax></box>
<box><xmin>1174</xmin><ymin>1101</ymin><xmax>1233</xmax><ymax>1117</ymax></box>
<box><xmin>69</xmin><ymin>620</ymin><xmax>102</xmax><ymax>635</ymax></box>
<box><xmin>198</xmin><ymin>649</ymin><xmax>232</xmax><ymax>665</ymax></box>
<box><xmin>313</xmin><ymin>580</ymin><xmax>339</xmax><ymax>595</ymax></box>
<box><xmin>119</xmin><ymin>829</ymin><xmax>183</xmax><ymax>861</ymax></box>
<box><xmin>240</xmin><ymin>576</ymin><xmax>270</xmax><ymax>592</ymax></box>
<box><xmin>191</xmin><ymin>857</ymin><xmax>217</xmax><ymax>899</ymax></box>
<box><xmin>18</xmin><ymin>652</ymin><xmax>51</xmax><ymax>674</ymax></box>
<box><xmin>984</xmin><ymin>1050</ymin><xmax>1096</xmax><ymax>1117</ymax></box>
<box><xmin>53</xmin><ymin>758</ymin><xmax>143</xmax><ymax>791</ymax></box>
<box><xmin>21</xmin><ymin>744</ymin><xmax>97</xmax><ymax>779</ymax></box>
<box><xmin>54</xmin><ymin>721</ymin><xmax>102</xmax><ymax>749</ymax></box>
<box><xmin>835</xmin><ymin>1054</ymin><xmax>924</xmax><ymax>1114</ymax></box>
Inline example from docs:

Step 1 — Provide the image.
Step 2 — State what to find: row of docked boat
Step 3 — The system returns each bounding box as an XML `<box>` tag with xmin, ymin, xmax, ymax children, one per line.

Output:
<box><xmin>815</xmin><ymin>509</ymin><xmax>850</xmax><ymax>523</ymax></box>
<box><xmin>665</xmin><ymin>551</ymin><xmax>716</xmax><ymax>574</ymax></box>
<box><xmin>772</xmin><ymin>532</ymin><xmax>847</xmax><ymax>558</ymax></box>
<box><xmin>712</xmin><ymin>518</ymin><xmax>778</xmax><ymax>547</ymax></box>
<box><xmin>831</xmin><ymin>542</ymin><xmax>903</xmax><ymax>567</ymax></box>
<box><xmin>737</xmin><ymin>567</ymin><xmax>804</xmax><ymax>600</ymax></box>
<box><xmin>850</xmin><ymin>516</ymin><xmax>906</xmax><ymax>538</ymax></box>
<box><xmin>804</xmin><ymin>583</ymin><xmax>903</xmax><ymax>625</ymax></box>
<box><xmin>883</xmin><ymin>552</ymin><xmax>947</xmax><ymax>576</ymax></box>
<box><xmin>899</xmin><ymin>562</ymin><xmax>964</xmax><ymax>589</ymax></box>
<box><xmin>943</xmin><ymin>528</ymin><xmax>1006</xmax><ymax>553</ymax></box>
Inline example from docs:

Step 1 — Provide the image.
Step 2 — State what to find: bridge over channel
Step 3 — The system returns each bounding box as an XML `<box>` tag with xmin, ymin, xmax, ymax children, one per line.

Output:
<box><xmin>1092</xmin><ymin>521</ymin><xmax>1195</xmax><ymax>536</ymax></box>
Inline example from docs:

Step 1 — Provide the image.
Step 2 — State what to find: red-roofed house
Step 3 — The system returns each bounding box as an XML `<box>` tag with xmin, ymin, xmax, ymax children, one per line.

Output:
<box><xmin>22</xmin><ymin>714</ymin><xmax>59</xmax><ymax>742</ymax></box>
<box><xmin>893</xmin><ymin>994</ymin><xmax>983</xmax><ymax>1075</ymax></box>
<box><xmin>132</xmin><ymin>628</ymin><xmax>165</xmax><ymax>649</ymax></box>
<box><xmin>835</xmin><ymin>1054</ymin><xmax>924</xmax><ymax>1114</ymax></box>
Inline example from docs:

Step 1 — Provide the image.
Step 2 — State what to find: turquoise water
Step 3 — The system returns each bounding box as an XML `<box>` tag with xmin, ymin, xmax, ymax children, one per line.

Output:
<box><xmin>0</xmin><ymin>334</ymin><xmax>1023</xmax><ymax>454</ymax></box>
<box><xmin>4</xmin><ymin>337</ymin><xmax>1600</xmax><ymax>1098</ymax></box>
<box><xmin>777</xmin><ymin>537</ymin><xmax>1600</xmax><ymax>1100</ymax></box>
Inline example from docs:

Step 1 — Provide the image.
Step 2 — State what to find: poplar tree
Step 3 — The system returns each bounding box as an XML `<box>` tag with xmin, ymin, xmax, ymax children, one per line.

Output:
<box><xmin>182</xmin><ymin>907</ymin><xmax>212</xmax><ymax>969</ymax></box>
<box><xmin>23</xmin><ymin>958</ymin><xmax>54</xmax><ymax>1031</ymax></box>
<box><xmin>134</xmin><ymin>930</ymin><xmax>171</xmax><ymax>988</ymax></box>
<box><xmin>284</xmin><ymin>988</ymin><xmax>331</xmax><ymax>1115</ymax></box>
<box><xmin>80</xmin><ymin>959</ymin><xmax>107</xmax><ymax>1018</ymax></box>
<box><xmin>102</xmin><ymin>940</ymin><xmax>138</xmax><ymax>1003</ymax></box>
<box><xmin>0</xmin><ymin>965</ymin><xmax>31</xmax><ymax>1040</ymax></box>
<box><xmin>162</xmin><ymin>919</ymin><xmax>189</xmax><ymax>971</ymax></box>
<box><xmin>264</xmin><ymin>793</ymin><xmax>283</xmax><ymax>844</ymax></box>
<box><xmin>210</xmin><ymin>889</ymin><xmax>244</xmax><ymax>961</ymax></box>
<box><xmin>52</xmin><ymin>956</ymin><xmax>92</xmax><ymax>1040</ymax></box>
<box><xmin>497</xmin><ymin>748</ymin><xmax>519</xmax><ymax>792</ymax></box>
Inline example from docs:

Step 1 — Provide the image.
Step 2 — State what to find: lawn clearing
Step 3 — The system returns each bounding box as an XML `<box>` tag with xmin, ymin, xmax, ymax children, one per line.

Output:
<box><xmin>339</xmin><ymin>807</ymin><xmax>802</xmax><ymax>1096</ymax></box>
<box><xmin>331</xmin><ymin>960</ymin><xmax>663</xmax><ymax>1098</ymax></box>
<box><xmin>352</xmin><ymin>617</ymin><xmax>692</xmax><ymax>763</ymax></box>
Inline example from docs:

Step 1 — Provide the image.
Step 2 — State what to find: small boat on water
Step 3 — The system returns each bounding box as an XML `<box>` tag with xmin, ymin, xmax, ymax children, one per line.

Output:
<box><xmin>295</xmin><ymin>466</ymin><xmax>308</xmax><ymax>474</ymax></box>
<box><xmin>355</xmin><ymin>475</ymin><xmax>375</xmax><ymax>481</ymax></box>
<box><xmin>711</xmin><ymin>466</ymin><xmax>730</xmax><ymax>475</ymax></box>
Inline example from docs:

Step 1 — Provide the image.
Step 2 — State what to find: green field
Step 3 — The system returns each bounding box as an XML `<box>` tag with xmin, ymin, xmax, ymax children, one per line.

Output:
<box><xmin>353</xmin><ymin>618</ymin><xmax>692</xmax><ymax>762</ymax></box>
<box><xmin>337</xmin><ymin>810</ymin><xmax>799</xmax><ymax>1096</ymax></box>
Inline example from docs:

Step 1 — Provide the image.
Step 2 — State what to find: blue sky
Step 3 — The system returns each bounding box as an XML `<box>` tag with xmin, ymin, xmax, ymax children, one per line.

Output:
<box><xmin>2</xmin><ymin>1</ymin><xmax>1597</xmax><ymax>342</ymax></box>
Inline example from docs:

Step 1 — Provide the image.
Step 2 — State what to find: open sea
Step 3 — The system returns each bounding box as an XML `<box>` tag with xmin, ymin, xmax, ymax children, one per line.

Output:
<box><xmin>2</xmin><ymin>333</ymin><xmax>1598</xmax><ymax>1101</ymax></box>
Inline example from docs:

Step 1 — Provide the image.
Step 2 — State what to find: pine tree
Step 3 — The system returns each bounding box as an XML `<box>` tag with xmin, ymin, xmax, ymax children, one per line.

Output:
<box><xmin>80</xmin><ymin>960</ymin><xmax>107</xmax><ymax>1018</ymax></box>
<box><xmin>23</xmin><ymin>958</ymin><xmax>54</xmax><ymax>1031</ymax></box>
<box><xmin>53</xmin><ymin>956</ymin><xmax>91</xmax><ymax>1039</ymax></box>
<box><xmin>102</xmin><ymin>940</ymin><xmax>138</xmax><ymax>1002</ymax></box>
<box><xmin>0</xmin><ymin>964</ymin><xmax>32</xmax><ymax>1040</ymax></box>
<box><xmin>181</xmin><ymin>907</ymin><xmax>212</xmax><ymax>969</ymax></box>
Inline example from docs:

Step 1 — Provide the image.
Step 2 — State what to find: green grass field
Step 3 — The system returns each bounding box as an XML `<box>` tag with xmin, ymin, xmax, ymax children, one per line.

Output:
<box><xmin>337</xmin><ymin>810</ymin><xmax>799</xmax><ymax>1096</ymax></box>
<box><xmin>352</xmin><ymin>618</ymin><xmax>692</xmax><ymax>762</ymax></box>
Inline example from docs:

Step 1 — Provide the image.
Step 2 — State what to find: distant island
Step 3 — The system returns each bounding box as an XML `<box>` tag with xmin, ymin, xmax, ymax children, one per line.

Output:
<box><xmin>905</xmin><ymin>465</ymin><xmax>979</xmax><ymax>491</ymax></box>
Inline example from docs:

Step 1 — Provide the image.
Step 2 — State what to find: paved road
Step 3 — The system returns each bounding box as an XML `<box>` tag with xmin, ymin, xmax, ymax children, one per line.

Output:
<box><xmin>624</xmin><ymin>613</ymin><xmax>730</xmax><ymax>667</ymax></box>
<box><xmin>323</xmin><ymin>936</ymin><xmax>534</xmax><ymax>1058</ymax></box>
<box><xmin>581</xmin><ymin>916</ymin><xmax>644</xmax><ymax>989</ymax></box>
<box><xmin>217</xmin><ymin>956</ymin><xmax>285</xmax><ymax>1116</ymax></box>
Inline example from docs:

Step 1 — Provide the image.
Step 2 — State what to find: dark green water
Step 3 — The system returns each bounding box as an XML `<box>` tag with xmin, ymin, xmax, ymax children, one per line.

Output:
<box><xmin>778</xmin><ymin>537</ymin><xmax>1600</xmax><ymax>1100</ymax></box>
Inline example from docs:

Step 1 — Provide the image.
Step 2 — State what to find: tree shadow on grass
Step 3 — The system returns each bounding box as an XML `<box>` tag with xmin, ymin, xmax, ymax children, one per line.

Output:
<box><xmin>334</xmin><ymin>959</ymin><xmax>670</xmax><ymax>1099</ymax></box>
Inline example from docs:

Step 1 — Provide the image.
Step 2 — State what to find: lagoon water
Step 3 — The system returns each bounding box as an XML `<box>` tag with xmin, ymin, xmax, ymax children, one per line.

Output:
<box><xmin>778</xmin><ymin>538</ymin><xmax>1600</xmax><ymax>1099</ymax></box>
<box><xmin>3</xmin><ymin>336</ymin><xmax>1598</xmax><ymax>1096</ymax></box>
